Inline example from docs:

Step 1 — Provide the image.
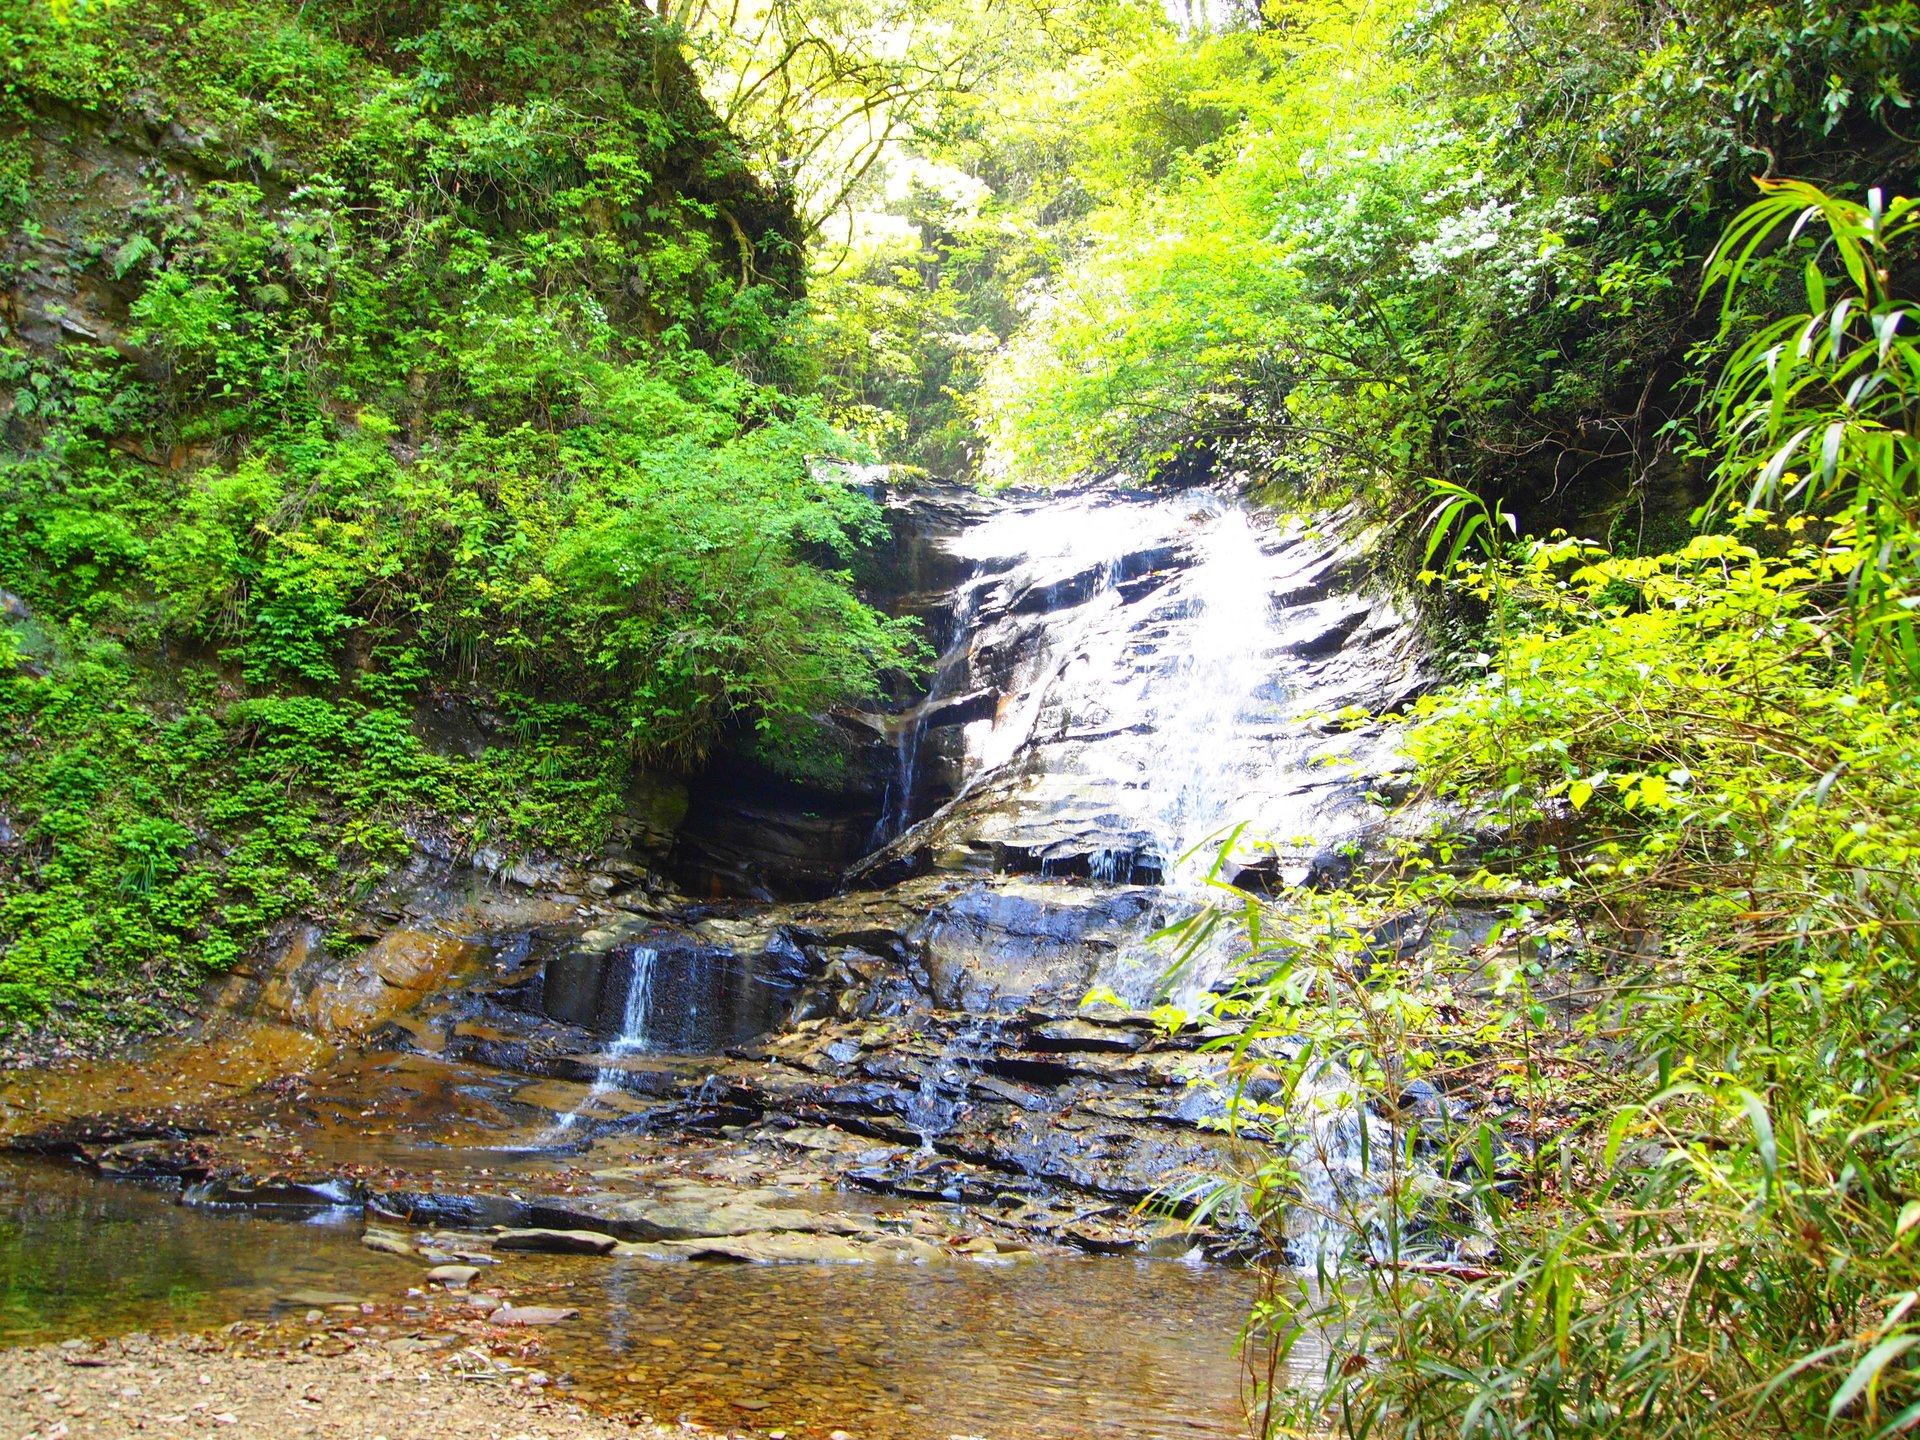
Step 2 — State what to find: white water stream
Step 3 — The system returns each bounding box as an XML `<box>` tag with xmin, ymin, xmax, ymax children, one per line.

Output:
<box><xmin>933</xmin><ymin>490</ymin><xmax>1373</xmax><ymax>991</ymax></box>
<box><xmin>554</xmin><ymin>945</ymin><xmax>658</xmax><ymax>1132</ymax></box>
<box><xmin>895</xmin><ymin>485</ymin><xmax>1413</xmax><ymax>1266</ymax></box>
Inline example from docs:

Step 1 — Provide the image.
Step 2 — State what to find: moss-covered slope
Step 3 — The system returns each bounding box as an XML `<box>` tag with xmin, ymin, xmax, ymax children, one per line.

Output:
<box><xmin>0</xmin><ymin>0</ymin><xmax>917</xmax><ymax>1033</ymax></box>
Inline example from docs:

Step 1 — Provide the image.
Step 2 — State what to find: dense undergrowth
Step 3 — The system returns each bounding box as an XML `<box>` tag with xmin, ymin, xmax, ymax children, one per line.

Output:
<box><xmin>0</xmin><ymin>0</ymin><xmax>919</xmax><ymax>1031</ymax></box>
<box><xmin>1171</xmin><ymin>164</ymin><xmax>1920</xmax><ymax>1440</ymax></box>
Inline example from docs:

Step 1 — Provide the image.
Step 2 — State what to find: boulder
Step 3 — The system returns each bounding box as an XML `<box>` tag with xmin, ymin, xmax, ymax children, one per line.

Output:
<box><xmin>492</xmin><ymin>1304</ymin><xmax>579</xmax><ymax>1326</ymax></box>
<box><xmin>523</xmin><ymin>1183</ymin><xmax>859</xmax><ymax>1242</ymax></box>
<box><xmin>279</xmin><ymin>1290</ymin><xmax>370</xmax><ymax>1308</ymax></box>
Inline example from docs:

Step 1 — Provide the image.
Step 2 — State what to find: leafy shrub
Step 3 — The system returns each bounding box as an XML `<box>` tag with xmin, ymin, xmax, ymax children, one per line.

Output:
<box><xmin>1185</xmin><ymin>182</ymin><xmax>1920</xmax><ymax>1439</ymax></box>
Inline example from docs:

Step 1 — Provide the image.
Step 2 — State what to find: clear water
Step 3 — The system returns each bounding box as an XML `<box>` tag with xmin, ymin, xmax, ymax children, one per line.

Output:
<box><xmin>547</xmin><ymin>1252</ymin><xmax>1262</xmax><ymax>1439</ymax></box>
<box><xmin>0</xmin><ymin>1159</ymin><xmax>395</xmax><ymax>1343</ymax></box>
<box><xmin>0</xmin><ymin>1157</ymin><xmax>1263</xmax><ymax>1439</ymax></box>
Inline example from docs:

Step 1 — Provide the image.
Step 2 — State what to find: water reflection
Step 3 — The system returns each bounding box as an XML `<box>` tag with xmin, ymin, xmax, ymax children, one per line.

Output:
<box><xmin>0</xmin><ymin>1159</ymin><xmax>396</xmax><ymax>1342</ymax></box>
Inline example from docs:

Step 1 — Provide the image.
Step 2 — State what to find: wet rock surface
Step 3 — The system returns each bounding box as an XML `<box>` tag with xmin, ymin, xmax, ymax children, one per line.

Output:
<box><xmin>0</xmin><ymin>484</ymin><xmax>1461</xmax><ymax>1264</ymax></box>
<box><xmin>3</xmin><ymin>952</ymin><xmax>1252</xmax><ymax>1261</ymax></box>
<box><xmin>840</xmin><ymin>487</ymin><xmax>1428</xmax><ymax>912</ymax></box>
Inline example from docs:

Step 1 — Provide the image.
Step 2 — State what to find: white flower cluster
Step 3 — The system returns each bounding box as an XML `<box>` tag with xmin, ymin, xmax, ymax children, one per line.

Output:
<box><xmin>1407</xmin><ymin>188</ymin><xmax>1591</xmax><ymax>310</ymax></box>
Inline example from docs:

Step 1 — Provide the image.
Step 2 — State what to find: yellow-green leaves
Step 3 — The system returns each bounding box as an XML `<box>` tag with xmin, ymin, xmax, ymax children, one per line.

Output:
<box><xmin>1705</xmin><ymin>180</ymin><xmax>1920</xmax><ymax>687</ymax></box>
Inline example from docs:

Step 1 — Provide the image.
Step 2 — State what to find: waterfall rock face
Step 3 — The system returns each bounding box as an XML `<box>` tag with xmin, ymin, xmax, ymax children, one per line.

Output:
<box><xmin>210</xmin><ymin>479</ymin><xmax>1438</xmax><ymax>1059</ymax></box>
<box><xmin>486</xmin><ymin>482</ymin><xmax>1434</xmax><ymax>1052</ymax></box>
<box><xmin>677</xmin><ymin>480</ymin><xmax>1426</xmax><ymax>902</ymax></box>
<box><xmin>847</xmin><ymin>485</ymin><xmax>1427</xmax><ymax>895</ymax></box>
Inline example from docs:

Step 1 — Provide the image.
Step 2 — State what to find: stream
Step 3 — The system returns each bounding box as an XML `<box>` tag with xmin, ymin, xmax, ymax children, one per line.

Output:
<box><xmin>0</xmin><ymin>480</ymin><xmax>1424</xmax><ymax>1439</ymax></box>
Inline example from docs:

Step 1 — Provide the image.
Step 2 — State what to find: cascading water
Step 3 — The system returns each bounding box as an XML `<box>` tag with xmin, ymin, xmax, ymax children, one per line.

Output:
<box><xmin>852</xmin><ymin>483</ymin><xmax>1423</xmax><ymax>1270</ymax></box>
<box><xmin>871</xmin><ymin>587</ymin><xmax>980</xmax><ymax>849</ymax></box>
<box><xmin>609</xmin><ymin>945</ymin><xmax>658</xmax><ymax>1059</ymax></box>
<box><xmin>1121</xmin><ymin>502</ymin><xmax>1399</xmax><ymax>1267</ymax></box>
<box><xmin>554</xmin><ymin>945</ymin><xmax>658</xmax><ymax>1132</ymax></box>
<box><xmin>904</xmin><ymin>1018</ymin><xmax>993</xmax><ymax>1150</ymax></box>
<box><xmin>1282</xmin><ymin>1057</ymin><xmax>1399</xmax><ymax>1269</ymax></box>
<box><xmin>1133</xmin><ymin>497</ymin><xmax>1289</xmax><ymax>888</ymax></box>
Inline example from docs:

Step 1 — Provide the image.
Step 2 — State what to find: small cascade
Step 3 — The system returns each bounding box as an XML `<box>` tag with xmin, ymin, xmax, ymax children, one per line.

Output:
<box><xmin>871</xmin><ymin>585</ymin><xmax>982</xmax><ymax>848</ymax></box>
<box><xmin>902</xmin><ymin>1020</ymin><xmax>996</xmax><ymax>1153</ymax></box>
<box><xmin>609</xmin><ymin>945</ymin><xmax>658</xmax><ymax>1057</ymax></box>
<box><xmin>554</xmin><ymin>946</ymin><xmax>658</xmax><ymax>1132</ymax></box>
<box><xmin>1282</xmin><ymin>1057</ymin><xmax>1398</xmax><ymax>1270</ymax></box>
<box><xmin>904</xmin><ymin>1071</ymin><xmax>959</xmax><ymax>1154</ymax></box>
<box><xmin>876</xmin><ymin>718</ymin><xmax>924</xmax><ymax>849</ymax></box>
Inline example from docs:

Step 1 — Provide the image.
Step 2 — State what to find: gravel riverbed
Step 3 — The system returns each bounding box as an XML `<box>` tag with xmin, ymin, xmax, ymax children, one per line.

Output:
<box><xmin>0</xmin><ymin>1331</ymin><xmax>693</xmax><ymax>1440</ymax></box>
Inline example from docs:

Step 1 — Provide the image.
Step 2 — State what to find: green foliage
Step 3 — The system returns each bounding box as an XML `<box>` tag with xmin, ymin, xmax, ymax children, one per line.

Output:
<box><xmin>1172</xmin><ymin>186</ymin><xmax>1920</xmax><ymax>1436</ymax></box>
<box><xmin>768</xmin><ymin>0</ymin><xmax>1920</xmax><ymax>1430</ymax></box>
<box><xmin>1703</xmin><ymin>179</ymin><xmax>1920</xmax><ymax>682</ymax></box>
<box><xmin>803</xmin><ymin>167</ymin><xmax>1055</xmax><ymax>474</ymax></box>
<box><xmin>0</xmin><ymin>0</ymin><xmax>917</xmax><ymax>1030</ymax></box>
<box><xmin>976</xmin><ymin>0</ymin><xmax>1920</xmax><ymax>517</ymax></box>
<box><xmin>1181</xmin><ymin>518</ymin><xmax>1920</xmax><ymax>1437</ymax></box>
<box><xmin>793</xmin><ymin>0</ymin><xmax>1245</xmax><ymax>478</ymax></box>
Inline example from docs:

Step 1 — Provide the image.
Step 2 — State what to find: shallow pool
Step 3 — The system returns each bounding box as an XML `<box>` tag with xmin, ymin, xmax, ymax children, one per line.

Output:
<box><xmin>0</xmin><ymin>1157</ymin><xmax>1263</xmax><ymax>1439</ymax></box>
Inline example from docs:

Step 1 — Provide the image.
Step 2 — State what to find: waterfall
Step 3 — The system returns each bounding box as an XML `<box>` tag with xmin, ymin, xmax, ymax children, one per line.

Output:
<box><xmin>1129</xmin><ymin>504</ymin><xmax>1394</xmax><ymax>1267</ymax></box>
<box><xmin>871</xmin><ymin>585</ymin><xmax>981</xmax><ymax>848</ymax></box>
<box><xmin>554</xmin><ymin>946</ymin><xmax>658</xmax><ymax>1132</ymax></box>
<box><xmin>902</xmin><ymin>1018</ymin><xmax>995</xmax><ymax>1155</ymax></box>
<box><xmin>842</xmin><ymin>484</ymin><xmax>1417</xmax><ymax>1269</ymax></box>
<box><xmin>609</xmin><ymin>945</ymin><xmax>658</xmax><ymax>1057</ymax></box>
<box><xmin>1136</xmin><ymin>496</ymin><xmax>1286</xmax><ymax>888</ymax></box>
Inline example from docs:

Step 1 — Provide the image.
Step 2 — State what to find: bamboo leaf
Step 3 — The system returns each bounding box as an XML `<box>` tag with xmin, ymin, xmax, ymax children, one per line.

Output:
<box><xmin>1831</xmin><ymin>1335</ymin><xmax>1919</xmax><ymax>1420</ymax></box>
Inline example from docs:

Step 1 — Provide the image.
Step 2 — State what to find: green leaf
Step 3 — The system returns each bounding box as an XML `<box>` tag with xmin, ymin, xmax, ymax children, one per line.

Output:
<box><xmin>111</xmin><ymin>234</ymin><xmax>158</xmax><ymax>279</ymax></box>
<box><xmin>1603</xmin><ymin>1106</ymin><xmax>1643</xmax><ymax>1170</ymax></box>
<box><xmin>1897</xmin><ymin>1200</ymin><xmax>1920</xmax><ymax>1240</ymax></box>
<box><xmin>1734</xmin><ymin>1087</ymin><xmax>1779</xmax><ymax>1197</ymax></box>
<box><xmin>1831</xmin><ymin>1335</ymin><xmax>1919</xmax><ymax>1420</ymax></box>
